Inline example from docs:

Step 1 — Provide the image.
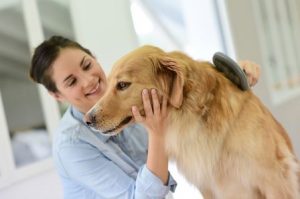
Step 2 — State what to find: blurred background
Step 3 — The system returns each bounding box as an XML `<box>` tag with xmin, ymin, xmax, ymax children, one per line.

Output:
<box><xmin>0</xmin><ymin>0</ymin><xmax>299</xmax><ymax>198</ymax></box>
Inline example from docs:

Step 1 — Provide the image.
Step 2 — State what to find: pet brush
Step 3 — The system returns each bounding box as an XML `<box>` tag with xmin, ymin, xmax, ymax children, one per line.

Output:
<box><xmin>213</xmin><ymin>52</ymin><xmax>250</xmax><ymax>91</ymax></box>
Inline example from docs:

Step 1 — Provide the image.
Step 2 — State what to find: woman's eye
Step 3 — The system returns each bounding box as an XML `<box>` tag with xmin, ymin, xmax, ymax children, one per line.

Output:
<box><xmin>116</xmin><ymin>82</ymin><xmax>131</xmax><ymax>90</ymax></box>
<box><xmin>68</xmin><ymin>79</ymin><xmax>77</xmax><ymax>87</ymax></box>
<box><xmin>83</xmin><ymin>63</ymin><xmax>91</xmax><ymax>70</ymax></box>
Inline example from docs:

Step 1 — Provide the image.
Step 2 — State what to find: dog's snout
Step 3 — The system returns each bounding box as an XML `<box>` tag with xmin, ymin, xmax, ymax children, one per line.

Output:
<box><xmin>84</xmin><ymin>109</ymin><xmax>97</xmax><ymax>126</ymax></box>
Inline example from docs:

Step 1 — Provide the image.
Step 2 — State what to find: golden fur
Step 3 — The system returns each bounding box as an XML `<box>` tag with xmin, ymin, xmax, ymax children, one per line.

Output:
<box><xmin>89</xmin><ymin>45</ymin><xmax>300</xmax><ymax>198</ymax></box>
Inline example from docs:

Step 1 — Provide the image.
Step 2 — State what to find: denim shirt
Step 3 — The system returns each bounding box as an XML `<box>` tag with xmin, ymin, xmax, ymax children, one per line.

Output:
<box><xmin>52</xmin><ymin>106</ymin><xmax>177</xmax><ymax>199</ymax></box>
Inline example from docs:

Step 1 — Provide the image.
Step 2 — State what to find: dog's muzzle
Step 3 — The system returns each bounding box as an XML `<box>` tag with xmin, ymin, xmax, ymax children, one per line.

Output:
<box><xmin>84</xmin><ymin>109</ymin><xmax>97</xmax><ymax>127</ymax></box>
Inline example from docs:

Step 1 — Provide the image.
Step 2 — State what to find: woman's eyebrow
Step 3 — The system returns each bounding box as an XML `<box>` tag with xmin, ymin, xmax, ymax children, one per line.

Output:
<box><xmin>63</xmin><ymin>74</ymin><xmax>73</xmax><ymax>83</ymax></box>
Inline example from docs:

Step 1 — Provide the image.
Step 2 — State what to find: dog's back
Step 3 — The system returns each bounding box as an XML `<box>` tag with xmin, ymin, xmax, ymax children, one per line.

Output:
<box><xmin>164</xmin><ymin>51</ymin><xmax>300</xmax><ymax>199</ymax></box>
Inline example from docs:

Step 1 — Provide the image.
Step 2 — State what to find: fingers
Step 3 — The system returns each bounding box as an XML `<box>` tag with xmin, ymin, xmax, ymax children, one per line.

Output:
<box><xmin>239</xmin><ymin>60</ymin><xmax>261</xmax><ymax>87</ymax></box>
<box><xmin>132</xmin><ymin>106</ymin><xmax>143</xmax><ymax>122</ymax></box>
<box><xmin>142</xmin><ymin>89</ymin><xmax>154</xmax><ymax>118</ymax></box>
<box><xmin>132</xmin><ymin>89</ymin><xmax>151</xmax><ymax>122</ymax></box>
<box><xmin>151</xmin><ymin>89</ymin><xmax>160</xmax><ymax>115</ymax></box>
<box><xmin>254</xmin><ymin>63</ymin><xmax>261</xmax><ymax>86</ymax></box>
<box><xmin>161</xmin><ymin>95</ymin><xmax>168</xmax><ymax>116</ymax></box>
<box><xmin>132</xmin><ymin>89</ymin><xmax>166</xmax><ymax>123</ymax></box>
<box><xmin>248</xmin><ymin>62</ymin><xmax>260</xmax><ymax>87</ymax></box>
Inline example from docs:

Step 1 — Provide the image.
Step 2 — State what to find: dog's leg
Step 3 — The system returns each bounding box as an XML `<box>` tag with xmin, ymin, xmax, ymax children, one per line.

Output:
<box><xmin>260</xmin><ymin>186</ymin><xmax>292</xmax><ymax>199</ymax></box>
<box><xmin>256</xmin><ymin>172</ymin><xmax>300</xmax><ymax>199</ymax></box>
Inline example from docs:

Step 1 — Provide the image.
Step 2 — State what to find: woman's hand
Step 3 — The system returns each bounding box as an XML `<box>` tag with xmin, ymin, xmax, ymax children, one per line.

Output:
<box><xmin>131</xmin><ymin>88</ymin><xmax>168</xmax><ymax>138</ymax></box>
<box><xmin>131</xmin><ymin>88</ymin><xmax>169</xmax><ymax>184</ymax></box>
<box><xmin>238</xmin><ymin>60</ymin><xmax>261</xmax><ymax>87</ymax></box>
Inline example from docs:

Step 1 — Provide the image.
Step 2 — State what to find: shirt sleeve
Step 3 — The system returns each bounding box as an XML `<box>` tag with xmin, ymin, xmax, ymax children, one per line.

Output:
<box><xmin>137</xmin><ymin>165</ymin><xmax>177</xmax><ymax>196</ymax></box>
<box><xmin>55</xmin><ymin>141</ymin><xmax>176</xmax><ymax>199</ymax></box>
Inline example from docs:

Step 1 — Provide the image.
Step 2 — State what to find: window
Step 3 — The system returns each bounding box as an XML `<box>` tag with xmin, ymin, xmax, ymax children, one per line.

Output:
<box><xmin>253</xmin><ymin>0</ymin><xmax>300</xmax><ymax>104</ymax></box>
<box><xmin>130</xmin><ymin>0</ymin><xmax>235</xmax><ymax>60</ymax></box>
<box><xmin>37</xmin><ymin>0</ymin><xmax>75</xmax><ymax>115</ymax></box>
<box><xmin>0</xmin><ymin>0</ymin><xmax>63</xmax><ymax>189</ymax></box>
<box><xmin>130</xmin><ymin>0</ymin><xmax>184</xmax><ymax>51</ymax></box>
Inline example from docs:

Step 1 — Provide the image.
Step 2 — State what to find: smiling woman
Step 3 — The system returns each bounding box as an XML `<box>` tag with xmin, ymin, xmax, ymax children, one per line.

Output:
<box><xmin>28</xmin><ymin>35</ymin><xmax>178</xmax><ymax>199</ymax></box>
<box><xmin>33</xmin><ymin>46</ymin><xmax>108</xmax><ymax>113</ymax></box>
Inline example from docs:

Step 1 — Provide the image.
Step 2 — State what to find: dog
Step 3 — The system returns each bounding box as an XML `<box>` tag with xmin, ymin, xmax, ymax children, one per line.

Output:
<box><xmin>85</xmin><ymin>45</ymin><xmax>300</xmax><ymax>198</ymax></box>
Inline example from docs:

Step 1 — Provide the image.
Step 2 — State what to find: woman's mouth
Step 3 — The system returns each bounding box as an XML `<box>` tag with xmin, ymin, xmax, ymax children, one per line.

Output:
<box><xmin>86</xmin><ymin>81</ymin><xmax>101</xmax><ymax>96</ymax></box>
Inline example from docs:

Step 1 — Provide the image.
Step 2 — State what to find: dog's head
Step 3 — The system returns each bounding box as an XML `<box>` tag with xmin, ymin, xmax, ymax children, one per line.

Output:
<box><xmin>84</xmin><ymin>45</ymin><xmax>186</xmax><ymax>135</ymax></box>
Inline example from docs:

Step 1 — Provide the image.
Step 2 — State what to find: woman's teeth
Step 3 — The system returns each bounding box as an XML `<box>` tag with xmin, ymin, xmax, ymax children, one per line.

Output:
<box><xmin>87</xmin><ymin>83</ymin><xmax>99</xmax><ymax>95</ymax></box>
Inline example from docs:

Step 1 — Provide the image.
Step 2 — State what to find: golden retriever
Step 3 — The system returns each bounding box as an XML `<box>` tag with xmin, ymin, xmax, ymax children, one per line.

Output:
<box><xmin>86</xmin><ymin>45</ymin><xmax>300</xmax><ymax>199</ymax></box>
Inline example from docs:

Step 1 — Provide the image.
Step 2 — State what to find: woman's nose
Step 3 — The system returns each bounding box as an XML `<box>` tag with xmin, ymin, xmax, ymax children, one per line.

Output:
<box><xmin>82</xmin><ymin>74</ymin><xmax>93</xmax><ymax>87</ymax></box>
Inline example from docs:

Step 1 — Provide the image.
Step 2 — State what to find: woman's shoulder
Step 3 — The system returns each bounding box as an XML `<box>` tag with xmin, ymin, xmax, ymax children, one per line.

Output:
<box><xmin>53</xmin><ymin>107</ymin><xmax>91</xmax><ymax>147</ymax></box>
<box><xmin>53</xmin><ymin>107</ymin><xmax>112</xmax><ymax>151</ymax></box>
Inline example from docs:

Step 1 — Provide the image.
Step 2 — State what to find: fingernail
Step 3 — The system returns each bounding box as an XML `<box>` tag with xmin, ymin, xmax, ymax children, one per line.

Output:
<box><xmin>143</xmin><ymin>89</ymin><xmax>148</xmax><ymax>95</ymax></box>
<box><xmin>132</xmin><ymin>106</ymin><xmax>135</xmax><ymax>111</ymax></box>
<box><xmin>151</xmin><ymin>89</ymin><xmax>156</xmax><ymax>94</ymax></box>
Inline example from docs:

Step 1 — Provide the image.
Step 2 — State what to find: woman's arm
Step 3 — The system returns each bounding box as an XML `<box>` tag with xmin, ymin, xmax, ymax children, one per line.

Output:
<box><xmin>55</xmin><ymin>140</ymin><xmax>172</xmax><ymax>199</ymax></box>
<box><xmin>132</xmin><ymin>88</ymin><xmax>169</xmax><ymax>184</ymax></box>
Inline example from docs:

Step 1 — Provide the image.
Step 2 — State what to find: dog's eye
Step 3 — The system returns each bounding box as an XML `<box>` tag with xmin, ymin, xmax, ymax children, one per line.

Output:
<box><xmin>116</xmin><ymin>81</ymin><xmax>131</xmax><ymax>91</ymax></box>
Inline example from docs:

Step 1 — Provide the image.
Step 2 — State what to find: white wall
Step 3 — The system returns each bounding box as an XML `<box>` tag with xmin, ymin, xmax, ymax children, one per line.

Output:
<box><xmin>70</xmin><ymin>0</ymin><xmax>139</xmax><ymax>75</ymax></box>
<box><xmin>181</xmin><ymin>0</ymin><xmax>224</xmax><ymax>59</ymax></box>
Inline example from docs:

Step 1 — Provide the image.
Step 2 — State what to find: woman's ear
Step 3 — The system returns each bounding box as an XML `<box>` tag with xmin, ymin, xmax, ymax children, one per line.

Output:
<box><xmin>48</xmin><ymin>91</ymin><xmax>65</xmax><ymax>102</ymax></box>
<box><xmin>157</xmin><ymin>56</ymin><xmax>185</xmax><ymax>109</ymax></box>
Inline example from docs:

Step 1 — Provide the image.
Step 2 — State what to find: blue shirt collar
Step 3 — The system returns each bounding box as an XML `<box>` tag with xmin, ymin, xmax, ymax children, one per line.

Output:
<box><xmin>70</xmin><ymin>106</ymin><xmax>111</xmax><ymax>143</ymax></box>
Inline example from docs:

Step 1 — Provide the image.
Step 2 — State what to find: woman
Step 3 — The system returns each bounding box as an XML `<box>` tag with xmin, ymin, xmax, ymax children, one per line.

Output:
<box><xmin>29</xmin><ymin>36</ymin><xmax>260</xmax><ymax>199</ymax></box>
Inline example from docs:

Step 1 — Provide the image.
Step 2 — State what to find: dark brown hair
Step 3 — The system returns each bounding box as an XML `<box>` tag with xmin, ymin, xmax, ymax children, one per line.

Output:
<box><xmin>30</xmin><ymin>36</ymin><xmax>93</xmax><ymax>92</ymax></box>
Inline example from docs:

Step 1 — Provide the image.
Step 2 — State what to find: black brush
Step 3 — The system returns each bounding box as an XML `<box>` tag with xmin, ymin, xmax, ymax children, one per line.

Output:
<box><xmin>213</xmin><ymin>52</ymin><xmax>250</xmax><ymax>91</ymax></box>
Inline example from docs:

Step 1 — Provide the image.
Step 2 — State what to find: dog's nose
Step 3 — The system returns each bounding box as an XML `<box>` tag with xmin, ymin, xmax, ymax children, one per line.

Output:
<box><xmin>84</xmin><ymin>109</ymin><xmax>97</xmax><ymax>126</ymax></box>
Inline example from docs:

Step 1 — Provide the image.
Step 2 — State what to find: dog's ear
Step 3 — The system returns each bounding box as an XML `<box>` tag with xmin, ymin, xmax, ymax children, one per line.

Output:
<box><xmin>157</xmin><ymin>56</ymin><xmax>185</xmax><ymax>108</ymax></box>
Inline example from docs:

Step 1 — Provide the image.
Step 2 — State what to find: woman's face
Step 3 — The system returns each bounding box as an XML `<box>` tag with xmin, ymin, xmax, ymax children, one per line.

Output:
<box><xmin>50</xmin><ymin>47</ymin><xmax>107</xmax><ymax>113</ymax></box>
